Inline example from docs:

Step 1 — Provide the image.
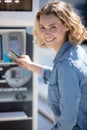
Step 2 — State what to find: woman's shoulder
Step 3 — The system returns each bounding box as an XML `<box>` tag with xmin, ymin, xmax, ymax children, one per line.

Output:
<box><xmin>61</xmin><ymin>45</ymin><xmax>86</xmax><ymax>60</ymax></box>
<box><xmin>59</xmin><ymin>45</ymin><xmax>87</xmax><ymax>68</ymax></box>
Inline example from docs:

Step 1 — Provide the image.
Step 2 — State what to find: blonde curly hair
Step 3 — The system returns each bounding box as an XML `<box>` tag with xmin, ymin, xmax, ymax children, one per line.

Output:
<box><xmin>33</xmin><ymin>0</ymin><xmax>87</xmax><ymax>47</ymax></box>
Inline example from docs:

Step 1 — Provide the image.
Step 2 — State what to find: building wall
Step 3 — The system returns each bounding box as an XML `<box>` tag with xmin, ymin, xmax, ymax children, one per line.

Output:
<box><xmin>0</xmin><ymin>0</ymin><xmax>39</xmax><ymax>27</ymax></box>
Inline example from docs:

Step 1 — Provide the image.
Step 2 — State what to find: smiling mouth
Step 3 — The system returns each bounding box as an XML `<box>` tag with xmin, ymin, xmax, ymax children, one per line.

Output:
<box><xmin>45</xmin><ymin>38</ymin><xmax>55</xmax><ymax>42</ymax></box>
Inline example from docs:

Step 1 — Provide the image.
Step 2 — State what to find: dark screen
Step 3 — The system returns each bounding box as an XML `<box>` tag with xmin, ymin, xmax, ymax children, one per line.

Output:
<box><xmin>0</xmin><ymin>35</ymin><xmax>3</xmax><ymax>60</ymax></box>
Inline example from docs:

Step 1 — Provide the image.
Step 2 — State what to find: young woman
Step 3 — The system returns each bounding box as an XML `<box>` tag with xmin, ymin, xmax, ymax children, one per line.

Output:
<box><xmin>17</xmin><ymin>1</ymin><xmax>87</xmax><ymax>130</ymax></box>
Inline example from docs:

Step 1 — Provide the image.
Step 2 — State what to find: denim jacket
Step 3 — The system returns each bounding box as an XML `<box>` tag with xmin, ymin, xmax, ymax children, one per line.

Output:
<box><xmin>41</xmin><ymin>41</ymin><xmax>87</xmax><ymax>130</ymax></box>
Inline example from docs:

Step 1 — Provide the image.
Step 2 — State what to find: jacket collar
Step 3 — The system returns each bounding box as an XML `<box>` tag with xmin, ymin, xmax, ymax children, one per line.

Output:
<box><xmin>53</xmin><ymin>41</ymin><xmax>72</xmax><ymax>64</ymax></box>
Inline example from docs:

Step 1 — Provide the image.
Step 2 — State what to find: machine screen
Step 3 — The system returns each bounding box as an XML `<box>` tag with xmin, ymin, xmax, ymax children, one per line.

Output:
<box><xmin>8</xmin><ymin>32</ymin><xmax>25</xmax><ymax>55</ymax></box>
<box><xmin>0</xmin><ymin>35</ymin><xmax>3</xmax><ymax>60</ymax></box>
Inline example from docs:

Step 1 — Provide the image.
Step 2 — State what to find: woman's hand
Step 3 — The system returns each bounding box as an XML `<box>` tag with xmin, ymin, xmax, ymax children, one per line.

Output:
<box><xmin>16</xmin><ymin>55</ymin><xmax>32</xmax><ymax>70</ymax></box>
<box><xmin>16</xmin><ymin>54</ymin><xmax>43</xmax><ymax>75</ymax></box>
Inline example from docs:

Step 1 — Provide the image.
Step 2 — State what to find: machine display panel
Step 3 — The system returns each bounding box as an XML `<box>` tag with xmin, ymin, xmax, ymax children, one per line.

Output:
<box><xmin>0</xmin><ymin>35</ymin><xmax>3</xmax><ymax>60</ymax></box>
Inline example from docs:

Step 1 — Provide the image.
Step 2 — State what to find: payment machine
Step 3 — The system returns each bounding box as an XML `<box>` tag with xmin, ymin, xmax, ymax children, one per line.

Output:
<box><xmin>0</xmin><ymin>28</ymin><xmax>33</xmax><ymax>130</ymax></box>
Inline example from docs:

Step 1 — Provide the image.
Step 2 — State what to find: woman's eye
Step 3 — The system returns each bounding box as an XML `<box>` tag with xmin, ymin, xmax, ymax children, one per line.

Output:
<box><xmin>50</xmin><ymin>26</ymin><xmax>57</xmax><ymax>30</ymax></box>
<box><xmin>40</xmin><ymin>26</ymin><xmax>45</xmax><ymax>31</ymax></box>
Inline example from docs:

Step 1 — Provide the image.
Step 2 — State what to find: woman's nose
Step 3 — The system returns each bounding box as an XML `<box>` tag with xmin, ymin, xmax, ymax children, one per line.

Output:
<box><xmin>44</xmin><ymin>29</ymin><xmax>51</xmax><ymax>35</ymax></box>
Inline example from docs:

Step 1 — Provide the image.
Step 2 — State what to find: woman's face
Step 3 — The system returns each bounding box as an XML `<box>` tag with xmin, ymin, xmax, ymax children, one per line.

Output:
<box><xmin>39</xmin><ymin>14</ymin><xmax>69</xmax><ymax>52</ymax></box>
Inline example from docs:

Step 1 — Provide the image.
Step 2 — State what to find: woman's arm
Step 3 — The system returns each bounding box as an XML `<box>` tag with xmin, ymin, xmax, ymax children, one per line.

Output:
<box><xmin>16</xmin><ymin>55</ymin><xmax>44</xmax><ymax>75</ymax></box>
<box><xmin>16</xmin><ymin>54</ymin><xmax>52</xmax><ymax>83</ymax></box>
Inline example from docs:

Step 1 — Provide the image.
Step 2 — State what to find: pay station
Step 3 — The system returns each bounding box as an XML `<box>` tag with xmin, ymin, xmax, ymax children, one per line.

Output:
<box><xmin>0</xmin><ymin>28</ymin><xmax>33</xmax><ymax>130</ymax></box>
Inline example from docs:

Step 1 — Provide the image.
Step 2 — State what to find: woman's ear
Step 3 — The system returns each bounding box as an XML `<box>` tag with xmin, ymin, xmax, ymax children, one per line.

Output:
<box><xmin>65</xmin><ymin>24</ymin><xmax>69</xmax><ymax>32</ymax></box>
